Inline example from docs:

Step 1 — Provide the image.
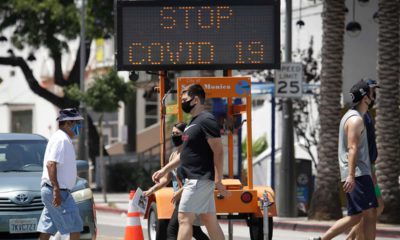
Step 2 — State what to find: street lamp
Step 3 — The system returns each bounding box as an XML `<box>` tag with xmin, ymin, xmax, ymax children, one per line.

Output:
<box><xmin>372</xmin><ymin>11</ymin><xmax>379</xmax><ymax>24</ymax></box>
<box><xmin>358</xmin><ymin>0</ymin><xmax>369</xmax><ymax>7</ymax></box>
<box><xmin>129</xmin><ymin>71</ymin><xmax>139</xmax><ymax>82</ymax></box>
<box><xmin>346</xmin><ymin>0</ymin><xmax>362</xmax><ymax>37</ymax></box>
<box><xmin>27</xmin><ymin>53</ymin><xmax>36</xmax><ymax>62</ymax></box>
<box><xmin>296</xmin><ymin>0</ymin><xmax>305</xmax><ymax>28</ymax></box>
<box><xmin>296</xmin><ymin>19</ymin><xmax>305</xmax><ymax>28</ymax></box>
<box><xmin>7</xmin><ymin>49</ymin><xmax>14</xmax><ymax>56</ymax></box>
<box><xmin>346</xmin><ymin>22</ymin><xmax>362</xmax><ymax>37</ymax></box>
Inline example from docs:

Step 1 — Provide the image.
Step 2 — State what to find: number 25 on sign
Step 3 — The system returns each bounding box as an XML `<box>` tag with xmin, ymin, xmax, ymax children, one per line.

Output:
<box><xmin>275</xmin><ymin>62</ymin><xmax>303</xmax><ymax>98</ymax></box>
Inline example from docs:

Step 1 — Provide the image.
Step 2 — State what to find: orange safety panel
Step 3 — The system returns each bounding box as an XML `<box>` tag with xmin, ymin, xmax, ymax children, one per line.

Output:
<box><xmin>245</xmin><ymin>185</ymin><xmax>278</xmax><ymax>217</ymax></box>
<box><xmin>221</xmin><ymin>178</ymin><xmax>242</xmax><ymax>190</ymax></box>
<box><xmin>215</xmin><ymin>190</ymin><xmax>258</xmax><ymax>213</ymax></box>
<box><xmin>150</xmin><ymin>186</ymin><xmax>277</xmax><ymax>219</ymax></box>
<box><xmin>154</xmin><ymin>188</ymin><xmax>175</xmax><ymax>219</ymax></box>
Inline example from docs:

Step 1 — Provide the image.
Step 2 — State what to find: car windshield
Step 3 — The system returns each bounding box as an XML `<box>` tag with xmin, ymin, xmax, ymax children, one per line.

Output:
<box><xmin>0</xmin><ymin>140</ymin><xmax>47</xmax><ymax>172</ymax></box>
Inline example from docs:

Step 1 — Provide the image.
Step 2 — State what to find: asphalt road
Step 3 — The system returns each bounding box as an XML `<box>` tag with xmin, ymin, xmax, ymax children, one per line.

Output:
<box><xmin>96</xmin><ymin>211</ymin><xmax>396</xmax><ymax>240</ymax></box>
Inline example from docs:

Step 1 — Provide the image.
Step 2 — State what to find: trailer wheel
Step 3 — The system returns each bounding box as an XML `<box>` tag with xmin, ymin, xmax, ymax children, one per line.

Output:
<box><xmin>247</xmin><ymin>215</ymin><xmax>273</xmax><ymax>240</ymax></box>
<box><xmin>148</xmin><ymin>202</ymin><xmax>169</xmax><ymax>240</ymax></box>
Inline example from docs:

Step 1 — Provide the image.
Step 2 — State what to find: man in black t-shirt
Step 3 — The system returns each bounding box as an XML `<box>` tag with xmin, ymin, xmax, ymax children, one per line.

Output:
<box><xmin>177</xmin><ymin>84</ymin><xmax>229</xmax><ymax>240</ymax></box>
<box><xmin>153</xmin><ymin>84</ymin><xmax>229</xmax><ymax>240</ymax></box>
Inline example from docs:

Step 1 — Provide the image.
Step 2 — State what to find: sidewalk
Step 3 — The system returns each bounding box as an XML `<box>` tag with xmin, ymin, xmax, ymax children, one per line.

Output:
<box><xmin>93</xmin><ymin>192</ymin><xmax>400</xmax><ymax>238</ymax></box>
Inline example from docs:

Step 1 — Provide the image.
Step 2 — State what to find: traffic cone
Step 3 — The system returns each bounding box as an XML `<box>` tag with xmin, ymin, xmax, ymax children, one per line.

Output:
<box><xmin>124</xmin><ymin>190</ymin><xmax>144</xmax><ymax>240</ymax></box>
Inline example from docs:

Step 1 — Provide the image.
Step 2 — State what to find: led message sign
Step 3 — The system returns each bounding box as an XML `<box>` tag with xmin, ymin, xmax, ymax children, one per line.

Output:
<box><xmin>116</xmin><ymin>0</ymin><xmax>280</xmax><ymax>70</ymax></box>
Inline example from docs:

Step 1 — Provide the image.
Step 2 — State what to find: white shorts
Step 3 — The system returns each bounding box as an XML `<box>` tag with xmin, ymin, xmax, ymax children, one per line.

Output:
<box><xmin>178</xmin><ymin>179</ymin><xmax>215</xmax><ymax>214</ymax></box>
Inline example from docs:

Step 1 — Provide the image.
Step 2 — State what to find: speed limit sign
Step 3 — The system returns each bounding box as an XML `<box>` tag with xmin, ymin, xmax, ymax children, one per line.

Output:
<box><xmin>275</xmin><ymin>62</ymin><xmax>303</xmax><ymax>98</ymax></box>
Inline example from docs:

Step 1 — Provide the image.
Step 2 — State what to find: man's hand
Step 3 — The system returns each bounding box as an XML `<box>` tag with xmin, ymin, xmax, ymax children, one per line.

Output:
<box><xmin>171</xmin><ymin>189</ymin><xmax>183</xmax><ymax>204</ymax></box>
<box><xmin>152</xmin><ymin>169</ymin><xmax>166</xmax><ymax>183</ymax></box>
<box><xmin>215</xmin><ymin>181</ymin><xmax>231</xmax><ymax>197</ymax></box>
<box><xmin>52</xmin><ymin>188</ymin><xmax>61</xmax><ymax>207</ymax></box>
<box><xmin>343</xmin><ymin>175</ymin><xmax>355</xmax><ymax>193</ymax></box>
<box><xmin>372</xmin><ymin>173</ymin><xmax>378</xmax><ymax>185</ymax></box>
<box><xmin>143</xmin><ymin>189</ymin><xmax>153</xmax><ymax>197</ymax></box>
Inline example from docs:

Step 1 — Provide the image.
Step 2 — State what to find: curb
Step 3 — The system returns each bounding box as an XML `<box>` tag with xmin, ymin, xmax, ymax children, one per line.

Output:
<box><xmin>274</xmin><ymin>221</ymin><xmax>400</xmax><ymax>238</ymax></box>
<box><xmin>94</xmin><ymin>205</ymin><xmax>127</xmax><ymax>215</ymax></box>
<box><xmin>95</xmin><ymin>205</ymin><xmax>400</xmax><ymax>238</ymax></box>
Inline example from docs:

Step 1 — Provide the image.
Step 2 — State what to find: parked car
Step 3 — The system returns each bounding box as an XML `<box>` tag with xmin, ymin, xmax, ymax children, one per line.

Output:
<box><xmin>0</xmin><ymin>133</ymin><xmax>96</xmax><ymax>240</ymax></box>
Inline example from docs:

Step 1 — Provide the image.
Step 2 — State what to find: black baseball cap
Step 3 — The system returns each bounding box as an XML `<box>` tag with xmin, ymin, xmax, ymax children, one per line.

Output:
<box><xmin>56</xmin><ymin>108</ymin><xmax>84</xmax><ymax>121</ymax></box>
<box><xmin>350</xmin><ymin>80</ymin><xmax>370</xmax><ymax>103</ymax></box>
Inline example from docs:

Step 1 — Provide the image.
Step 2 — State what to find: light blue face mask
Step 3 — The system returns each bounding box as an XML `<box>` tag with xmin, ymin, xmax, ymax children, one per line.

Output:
<box><xmin>71</xmin><ymin>122</ymin><xmax>81</xmax><ymax>137</ymax></box>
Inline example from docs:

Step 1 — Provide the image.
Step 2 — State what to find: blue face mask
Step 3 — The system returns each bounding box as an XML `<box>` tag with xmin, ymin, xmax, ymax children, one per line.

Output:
<box><xmin>71</xmin><ymin>122</ymin><xmax>81</xmax><ymax>137</ymax></box>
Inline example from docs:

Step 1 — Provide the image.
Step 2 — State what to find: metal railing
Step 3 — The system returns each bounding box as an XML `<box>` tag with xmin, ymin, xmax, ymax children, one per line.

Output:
<box><xmin>137</xmin><ymin>138</ymin><xmax>173</xmax><ymax>165</ymax></box>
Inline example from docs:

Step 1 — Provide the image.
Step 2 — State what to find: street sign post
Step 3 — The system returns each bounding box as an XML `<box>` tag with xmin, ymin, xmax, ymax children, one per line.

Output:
<box><xmin>275</xmin><ymin>62</ymin><xmax>303</xmax><ymax>98</ymax></box>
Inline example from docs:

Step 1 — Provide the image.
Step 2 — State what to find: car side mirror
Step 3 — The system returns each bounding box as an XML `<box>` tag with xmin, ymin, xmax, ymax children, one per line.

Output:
<box><xmin>76</xmin><ymin>160</ymin><xmax>89</xmax><ymax>180</ymax></box>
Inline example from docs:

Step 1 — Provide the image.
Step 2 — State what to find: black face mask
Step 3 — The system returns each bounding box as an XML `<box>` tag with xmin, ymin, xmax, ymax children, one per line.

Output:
<box><xmin>171</xmin><ymin>135</ymin><xmax>183</xmax><ymax>147</ymax></box>
<box><xmin>367</xmin><ymin>95</ymin><xmax>375</xmax><ymax>109</ymax></box>
<box><xmin>181</xmin><ymin>98</ymin><xmax>195</xmax><ymax>113</ymax></box>
<box><xmin>368</xmin><ymin>100</ymin><xmax>375</xmax><ymax>109</ymax></box>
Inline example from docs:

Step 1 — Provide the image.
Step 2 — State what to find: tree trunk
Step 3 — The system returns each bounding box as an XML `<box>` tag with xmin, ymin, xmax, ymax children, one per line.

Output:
<box><xmin>98</xmin><ymin>114</ymin><xmax>107</xmax><ymax>203</ymax></box>
<box><xmin>124</xmin><ymin>90</ymin><xmax>137</xmax><ymax>152</ymax></box>
<box><xmin>308</xmin><ymin>0</ymin><xmax>345</xmax><ymax>220</ymax></box>
<box><xmin>376</xmin><ymin>0</ymin><xmax>400</xmax><ymax>224</ymax></box>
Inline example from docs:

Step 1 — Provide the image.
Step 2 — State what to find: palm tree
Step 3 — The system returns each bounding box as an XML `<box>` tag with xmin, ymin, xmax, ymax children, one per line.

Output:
<box><xmin>308</xmin><ymin>0</ymin><xmax>345</xmax><ymax>220</ymax></box>
<box><xmin>375</xmin><ymin>0</ymin><xmax>400</xmax><ymax>224</ymax></box>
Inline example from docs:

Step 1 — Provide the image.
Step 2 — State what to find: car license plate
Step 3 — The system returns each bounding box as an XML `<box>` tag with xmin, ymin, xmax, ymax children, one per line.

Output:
<box><xmin>9</xmin><ymin>218</ymin><xmax>37</xmax><ymax>234</ymax></box>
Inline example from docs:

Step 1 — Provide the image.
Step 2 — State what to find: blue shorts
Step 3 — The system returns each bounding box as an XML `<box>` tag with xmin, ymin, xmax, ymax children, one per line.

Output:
<box><xmin>346</xmin><ymin>175</ymin><xmax>378</xmax><ymax>216</ymax></box>
<box><xmin>37</xmin><ymin>185</ymin><xmax>83</xmax><ymax>235</ymax></box>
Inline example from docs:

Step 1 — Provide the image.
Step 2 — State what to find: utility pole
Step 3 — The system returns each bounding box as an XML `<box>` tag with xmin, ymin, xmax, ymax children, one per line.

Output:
<box><xmin>78</xmin><ymin>0</ymin><xmax>88</xmax><ymax>162</ymax></box>
<box><xmin>278</xmin><ymin>0</ymin><xmax>297</xmax><ymax>217</ymax></box>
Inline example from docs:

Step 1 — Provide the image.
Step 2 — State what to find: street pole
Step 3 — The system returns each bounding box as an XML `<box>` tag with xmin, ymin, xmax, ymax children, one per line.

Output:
<box><xmin>278</xmin><ymin>0</ymin><xmax>297</xmax><ymax>217</ymax></box>
<box><xmin>78</xmin><ymin>0</ymin><xmax>88</xmax><ymax>162</ymax></box>
<box><xmin>271</xmin><ymin>93</ymin><xmax>275</xmax><ymax>189</ymax></box>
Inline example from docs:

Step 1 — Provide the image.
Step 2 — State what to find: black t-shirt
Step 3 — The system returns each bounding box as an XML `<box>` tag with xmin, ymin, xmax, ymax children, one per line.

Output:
<box><xmin>180</xmin><ymin>111</ymin><xmax>221</xmax><ymax>181</ymax></box>
<box><xmin>364</xmin><ymin>111</ymin><xmax>378</xmax><ymax>163</ymax></box>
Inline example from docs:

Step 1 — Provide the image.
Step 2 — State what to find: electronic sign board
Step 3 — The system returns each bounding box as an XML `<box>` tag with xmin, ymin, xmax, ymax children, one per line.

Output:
<box><xmin>116</xmin><ymin>0</ymin><xmax>280</xmax><ymax>70</ymax></box>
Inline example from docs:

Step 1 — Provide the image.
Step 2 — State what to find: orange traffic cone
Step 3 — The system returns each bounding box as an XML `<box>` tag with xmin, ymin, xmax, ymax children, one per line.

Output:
<box><xmin>124</xmin><ymin>190</ymin><xmax>144</xmax><ymax>240</ymax></box>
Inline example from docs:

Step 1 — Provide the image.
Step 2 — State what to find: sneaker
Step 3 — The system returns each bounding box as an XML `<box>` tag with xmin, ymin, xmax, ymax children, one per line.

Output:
<box><xmin>308</xmin><ymin>238</ymin><xmax>321</xmax><ymax>240</ymax></box>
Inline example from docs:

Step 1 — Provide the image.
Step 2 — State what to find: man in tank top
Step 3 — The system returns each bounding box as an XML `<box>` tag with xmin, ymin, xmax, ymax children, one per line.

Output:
<box><xmin>310</xmin><ymin>80</ymin><xmax>378</xmax><ymax>240</ymax></box>
<box><xmin>347</xmin><ymin>79</ymin><xmax>384</xmax><ymax>240</ymax></box>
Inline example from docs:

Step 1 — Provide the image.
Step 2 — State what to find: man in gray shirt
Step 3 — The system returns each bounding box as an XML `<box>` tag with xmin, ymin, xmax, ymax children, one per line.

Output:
<box><xmin>310</xmin><ymin>80</ymin><xmax>378</xmax><ymax>240</ymax></box>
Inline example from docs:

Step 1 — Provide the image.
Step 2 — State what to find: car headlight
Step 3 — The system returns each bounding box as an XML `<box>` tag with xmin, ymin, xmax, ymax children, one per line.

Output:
<box><xmin>71</xmin><ymin>188</ymin><xmax>93</xmax><ymax>202</ymax></box>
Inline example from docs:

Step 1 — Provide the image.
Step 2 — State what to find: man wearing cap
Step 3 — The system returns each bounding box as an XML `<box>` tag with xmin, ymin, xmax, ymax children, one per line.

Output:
<box><xmin>37</xmin><ymin>108</ymin><xmax>84</xmax><ymax>240</ymax></box>
<box><xmin>310</xmin><ymin>80</ymin><xmax>378</xmax><ymax>240</ymax></box>
<box><xmin>347</xmin><ymin>79</ymin><xmax>384</xmax><ymax>240</ymax></box>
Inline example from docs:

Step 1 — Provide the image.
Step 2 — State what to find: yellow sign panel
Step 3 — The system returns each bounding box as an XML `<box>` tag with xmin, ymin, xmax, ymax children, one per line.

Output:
<box><xmin>96</xmin><ymin>38</ymin><xmax>105</xmax><ymax>62</ymax></box>
<box><xmin>177</xmin><ymin>77</ymin><xmax>251</xmax><ymax>98</ymax></box>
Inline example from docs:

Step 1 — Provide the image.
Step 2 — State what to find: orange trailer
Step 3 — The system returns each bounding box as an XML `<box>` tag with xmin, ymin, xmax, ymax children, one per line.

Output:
<box><xmin>144</xmin><ymin>74</ymin><xmax>277</xmax><ymax>240</ymax></box>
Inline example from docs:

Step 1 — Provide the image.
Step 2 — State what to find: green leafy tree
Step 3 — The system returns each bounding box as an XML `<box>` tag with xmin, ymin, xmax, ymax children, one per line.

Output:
<box><xmin>0</xmin><ymin>0</ymin><xmax>114</xmax><ymax>163</ymax></box>
<box><xmin>66</xmin><ymin>70</ymin><xmax>133</xmax><ymax>113</ymax></box>
<box><xmin>66</xmin><ymin>69</ymin><xmax>134</xmax><ymax>202</ymax></box>
<box><xmin>241</xmin><ymin>135</ymin><xmax>268</xmax><ymax>159</ymax></box>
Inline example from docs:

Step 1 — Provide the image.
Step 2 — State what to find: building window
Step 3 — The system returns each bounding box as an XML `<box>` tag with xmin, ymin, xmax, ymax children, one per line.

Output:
<box><xmin>145</xmin><ymin>94</ymin><xmax>158</xmax><ymax>128</ymax></box>
<box><xmin>11</xmin><ymin>110</ymin><xmax>33</xmax><ymax>133</ymax></box>
<box><xmin>89</xmin><ymin>111</ymin><xmax>119</xmax><ymax>145</ymax></box>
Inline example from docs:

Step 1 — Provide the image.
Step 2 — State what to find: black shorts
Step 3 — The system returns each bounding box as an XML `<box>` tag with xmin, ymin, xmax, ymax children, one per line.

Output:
<box><xmin>345</xmin><ymin>175</ymin><xmax>378</xmax><ymax>216</ymax></box>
